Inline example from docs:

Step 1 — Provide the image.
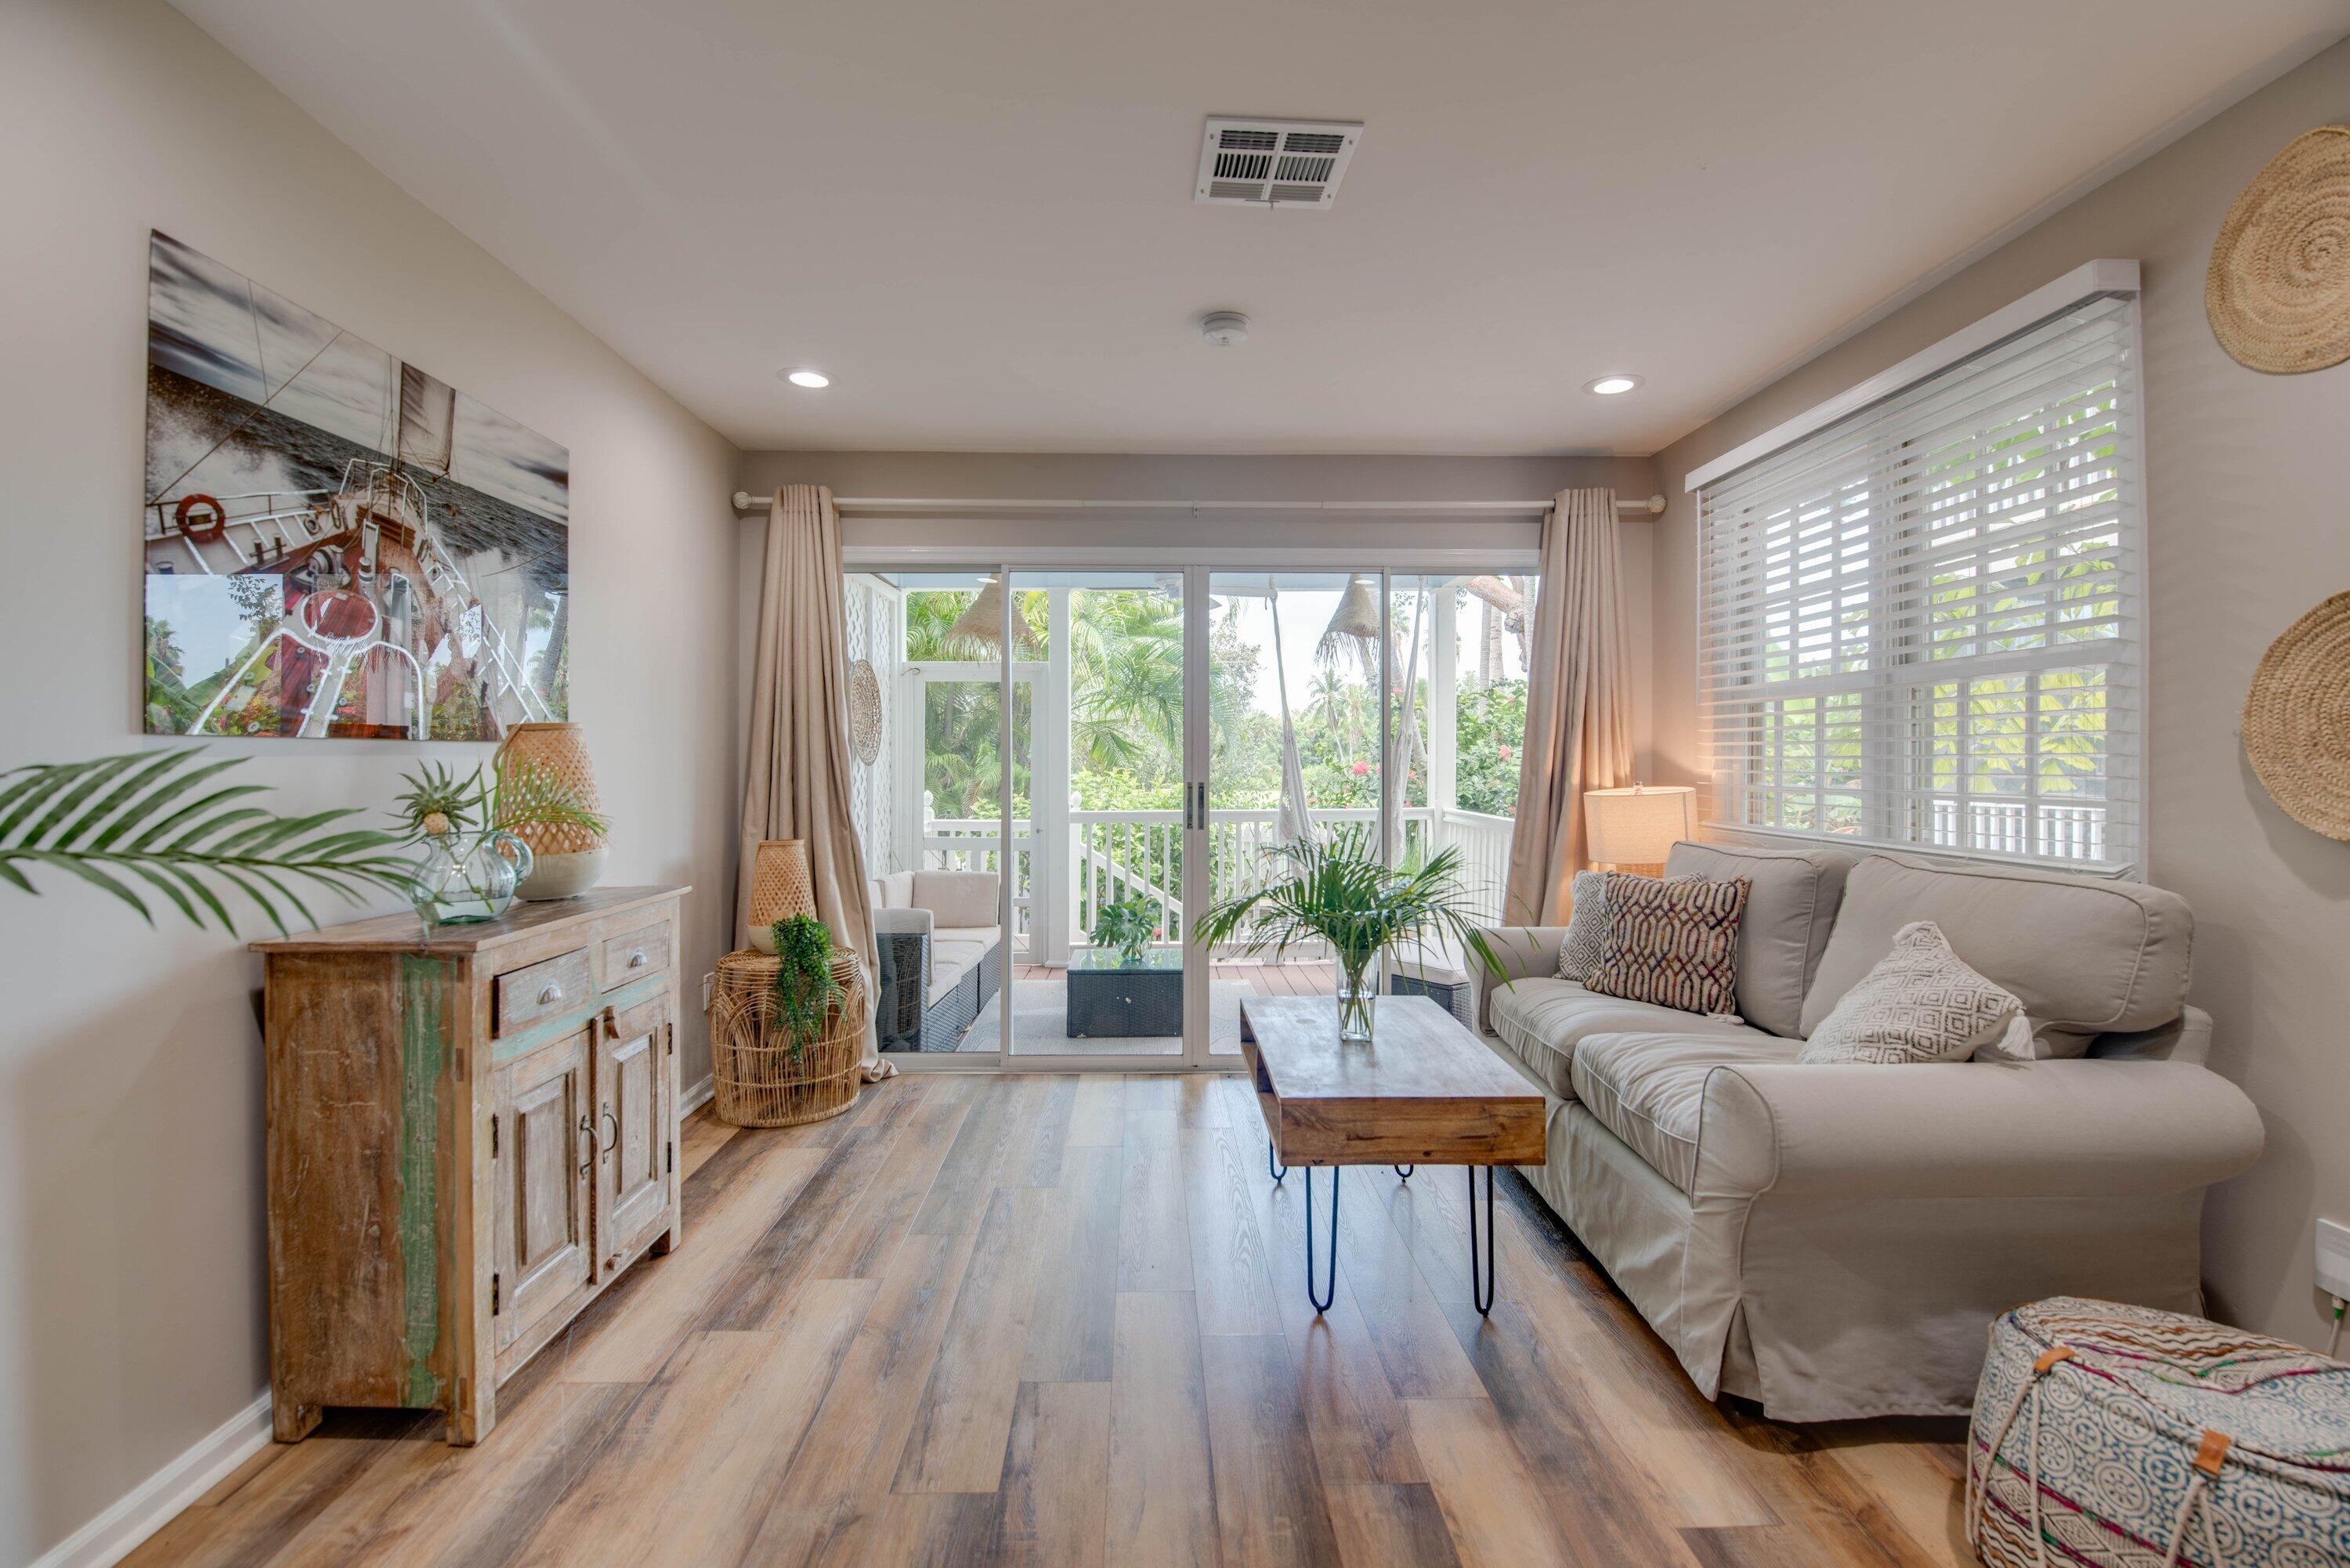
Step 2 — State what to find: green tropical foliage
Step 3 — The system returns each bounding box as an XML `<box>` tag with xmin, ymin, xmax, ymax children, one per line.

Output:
<box><xmin>769</xmin><ymin>913</ymin><xmax>844</xmax><ymax>1057</ymax></box>
<box><xmin>0</xmin><ymin>749</ymin><xmax>416</xmax><ymax>936</ymax></box>
<box><xmin>1089</xmin><ymin>894</ymin><xmax>1159</xmax><ymax>964</ymax></box>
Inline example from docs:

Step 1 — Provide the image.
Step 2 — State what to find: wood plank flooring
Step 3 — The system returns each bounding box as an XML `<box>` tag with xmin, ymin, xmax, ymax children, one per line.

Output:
<box><xmin>137</xmin><ymin>1073</ymin><xmax>1974</xmax><ymax>1568</ymax></box>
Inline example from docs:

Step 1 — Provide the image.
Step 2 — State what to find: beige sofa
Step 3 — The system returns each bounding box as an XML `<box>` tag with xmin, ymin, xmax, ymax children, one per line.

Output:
<box><xmin>1472</xmin><ymin>842</ymin><xmax>2263</xmax><ymax>1422</ymax></box>
<box><xmin>870</xmin><ymin>870</ymin><xmax>1003</xmax><ymax>1052</ymax></box>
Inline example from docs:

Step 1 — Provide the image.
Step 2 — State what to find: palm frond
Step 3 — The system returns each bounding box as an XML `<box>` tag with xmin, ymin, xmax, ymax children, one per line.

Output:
<box><xmin>0</xmin><ymin>749</ymin><xmax>418</xmax><ymax>937</ymax></box>
<box><xmin>1192</xmin><ymin>831</ymin><xmax>1501</xmax><ymax>981</ymax></box>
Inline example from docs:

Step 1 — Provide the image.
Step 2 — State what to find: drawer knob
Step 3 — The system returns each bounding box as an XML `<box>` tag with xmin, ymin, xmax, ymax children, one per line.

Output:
<box><xmin>537</xmin><ymin>984</ymin><xmax>563</xmax><ymax>1005</ymax></box>
<box><xmin>627</xmin><ymin>949</ymin><xmax>649</xmax><ymax>969</ymax></box>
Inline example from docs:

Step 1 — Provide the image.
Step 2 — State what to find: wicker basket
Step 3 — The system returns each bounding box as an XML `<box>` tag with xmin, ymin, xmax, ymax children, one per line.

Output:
<box><xmin>709</xmin><ymin>948</ymin><xmax>866</xmax><ymax>1127</ymax></box>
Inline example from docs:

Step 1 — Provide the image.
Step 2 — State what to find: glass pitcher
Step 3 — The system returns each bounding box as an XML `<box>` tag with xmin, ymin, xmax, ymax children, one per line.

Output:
<box><xmin>408</xmin><ymin>830</ymin><xmax>534</xmax><ymax>927</ymax></box>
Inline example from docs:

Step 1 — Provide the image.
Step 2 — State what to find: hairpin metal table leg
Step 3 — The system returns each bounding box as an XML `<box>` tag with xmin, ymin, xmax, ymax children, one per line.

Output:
<box><xmin>1394</xmin><ymin>1165</ymin><xmax>1414</xmax><ymax>1180</ymax></box>
<box><xmin>1303</xmin><ymin>1165</ymin><xmax>1339</xmax><ymax>1313</ymax></box>
<box><xmin>1269</xmin><ymin>1141</ymin><xmax>1286</xmax><ymax>1183</ymax></box>
<box><xmin>1468</xmin><ymin>1165</ymin><xmax>1496</xmax><ymax>1315</ymax></box>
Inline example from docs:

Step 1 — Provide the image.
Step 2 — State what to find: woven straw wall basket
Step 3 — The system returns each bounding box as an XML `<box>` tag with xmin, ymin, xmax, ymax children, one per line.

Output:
<box><xmin>2207</xmin><ymin>125</ymin><xmax>2350</xmax><ymax>374</ymax></box>
<box><xmin>848</xmin><ymin>659</ymin><xmax>883</xmax><ymax>766</ymax></box>
<box><xmin>2243</xmin><ymin>589</ymin><xmax>2350</xmax><ymax>840</ymax></box>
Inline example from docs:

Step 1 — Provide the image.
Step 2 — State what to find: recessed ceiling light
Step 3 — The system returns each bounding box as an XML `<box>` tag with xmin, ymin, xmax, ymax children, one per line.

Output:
<box><xmin>1585</xmin><ymin>374</ymin><xmax>1642</xmax><ymax>396</ymax></box>
<box><xmin>782</xmin><ymin>369</ymin><xmax>830</xmax><ymax>388</ymax></box>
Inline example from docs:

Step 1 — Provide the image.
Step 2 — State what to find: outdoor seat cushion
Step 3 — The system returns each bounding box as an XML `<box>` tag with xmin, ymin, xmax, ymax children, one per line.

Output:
<box><xmin>1488</xmin><ymin>977</ymin><xmax>1766</xmax><ymax>1100</ymax></box>
<box><xmin>912</xmin><ymin>871</ymin><xmax>1000</xmax><ymax>930</ymax></box>
<box><xmin>873</xmin><ymin>870</ymin><xmax>916</xmax><ymax>911</ymax></box>
<box><xmin>1569</xmin><ymin>1029</ymin><xmax>1804</xmax><ymax>1194</ymax></box>
<box><xmin>927</xmin><ymin>939</ymin><xmax>989</xmax><ymax>1006</ymax></box>
<box><xmin>931</xmin><ymin>926</ymin><xmax>998</xmax><ymax>948</ymax></box>
<box><xmin>1664</xmin><ymin>840</ymin><xmax>1853</xmax><ymax>1038</ymax></box>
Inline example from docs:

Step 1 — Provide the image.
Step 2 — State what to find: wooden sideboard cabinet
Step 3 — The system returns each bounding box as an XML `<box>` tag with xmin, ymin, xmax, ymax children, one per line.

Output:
<box><xmin>252</xmin><ymin>885</ymin><xmax>690</xmax><ymax>1445</ymax></box>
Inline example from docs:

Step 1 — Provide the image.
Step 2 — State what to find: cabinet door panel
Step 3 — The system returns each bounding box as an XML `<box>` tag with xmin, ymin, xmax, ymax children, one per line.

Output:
<box><xmin>492</xmin><ymin>1036</ymin><xmax>593</xmax><ymax>1349</ymax></box>
<box><xmin>595</xmin><ymin>996</ymin><xmax>671</xmax><ymax>1274</ymax></box>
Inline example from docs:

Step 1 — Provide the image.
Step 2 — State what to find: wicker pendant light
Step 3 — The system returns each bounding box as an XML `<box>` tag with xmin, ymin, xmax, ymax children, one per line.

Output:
<box><xmin>945</xmin><ymin>577</ymin><xmax>1042</xmax><ymax>653</ymax></box>
<box><xmin>1318</xmin><ymin>573</ymin><xmax>1383</xmax><ymax>681</ymax></box>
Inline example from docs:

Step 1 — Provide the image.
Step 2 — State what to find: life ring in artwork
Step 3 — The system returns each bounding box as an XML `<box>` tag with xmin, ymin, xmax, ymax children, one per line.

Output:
<box><xmin>174</xmin><ymin>492</ymin><xmax>226</xmax><ymax>544</ymax></box>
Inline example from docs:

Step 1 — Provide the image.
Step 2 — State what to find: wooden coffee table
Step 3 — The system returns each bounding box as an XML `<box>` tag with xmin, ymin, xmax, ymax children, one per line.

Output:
<box><xmin>1238</xmin><ymin>994</ymin><xmax>1546</xmax><ymax>1314</ymax></box>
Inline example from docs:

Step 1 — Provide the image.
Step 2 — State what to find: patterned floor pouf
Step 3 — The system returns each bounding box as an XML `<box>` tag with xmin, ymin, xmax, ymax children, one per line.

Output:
<box><xmin>1966</xmin><ymin>1297</ymin><xmax>2350</xmax><ymax>1567</ymax></box>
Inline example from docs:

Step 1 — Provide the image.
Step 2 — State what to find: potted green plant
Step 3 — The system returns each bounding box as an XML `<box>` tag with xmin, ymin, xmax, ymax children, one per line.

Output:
<box><xmin>1194</xmin><ymin>831</ymin><xmax>1501</xmax><ymax>1042</ymax></box>
<box><xmin>1090</xmin><ymin>894</ymin><xmax>1159</xmax><ymax>968</ymax></box>
<box><xmin>769</xmin><ymin>913</ymin><xmax>844</xmax><ymax>1060</ymax></box>
<box><xmin>391</xmin><ymin>760</ymin><xmax>606</xmax><ymax>926</ymax></box>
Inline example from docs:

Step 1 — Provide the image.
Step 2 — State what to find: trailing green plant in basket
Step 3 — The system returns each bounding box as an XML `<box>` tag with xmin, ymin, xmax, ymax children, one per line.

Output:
<box><xmin>770</xmin><ymin>914</ymin><xmax>844</xmax><ymax>1059</ymax></box>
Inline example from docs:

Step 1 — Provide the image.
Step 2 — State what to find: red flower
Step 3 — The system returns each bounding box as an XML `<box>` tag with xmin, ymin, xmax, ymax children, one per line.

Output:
<box><xmin>1498</xmin><ymin>743</ymin><xmax>1513</xmax><ymax>761</ymax></box>
<box><xmin>1350</xmin><ymin>761</ymin><xmax>1370</xmax><ymax>776</ymax></box>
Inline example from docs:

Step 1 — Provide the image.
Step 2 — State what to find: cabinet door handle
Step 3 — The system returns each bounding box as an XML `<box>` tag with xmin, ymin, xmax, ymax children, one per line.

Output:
<box><xmin>626</xmin><ymin>949</ymin><xmax>649</xmax><ymax>970</ymax></box>
<box><xmin>538</xmin><ymin>983</ymin><xmax>563</xmax><ymax>1006</ymax></box>
<box><xmin>578</xmin><ymin>1113</ymin><xmax>595</xmax><ymax>1176</ymax></box>
<box><xmin>601</xmin><ymin>1109</ymin><xmax>619</xmax><ymax>1154</ymax></box>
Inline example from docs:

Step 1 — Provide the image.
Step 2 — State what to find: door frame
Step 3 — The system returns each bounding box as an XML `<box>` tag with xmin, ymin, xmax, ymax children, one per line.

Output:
<box><xmin>843</xmin><ymin>547</ymin><xmax>1538</xmax><ymax>1073</ymax></box>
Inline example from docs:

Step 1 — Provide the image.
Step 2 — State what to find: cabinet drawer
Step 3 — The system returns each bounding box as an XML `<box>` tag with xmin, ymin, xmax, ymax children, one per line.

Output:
<box><xmin>598</xmin><ymin>923</ymin><xmax>670</xmax><ymax>990</ymax></box>
<box><xmin>496</xmin><ymin>949</ymin><xmax>591</xmax><ymax>1035</ymax></box>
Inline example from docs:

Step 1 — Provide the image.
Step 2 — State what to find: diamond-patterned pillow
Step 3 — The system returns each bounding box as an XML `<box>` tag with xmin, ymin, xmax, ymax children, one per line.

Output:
<box><xmin>1556</xmin><ymin>869</ymin><xmax>1610</xmax><ymax>980</ymax></box>
<box><xmin>1798</xmin><ymin>919</ymin><xmax>2023</xmax><ymax>1064</ymax></box>
<box><xmin>1584</xmin><ymin>873</ymin><xmax>1750</xmax><ymax>1016</ymax></box>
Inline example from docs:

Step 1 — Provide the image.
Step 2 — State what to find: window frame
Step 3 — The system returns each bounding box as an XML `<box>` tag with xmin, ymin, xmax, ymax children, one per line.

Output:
<box><xmin>1687</xmin><ymin>266</ymin><xmax>2148</xmax><ymax>878</ymax></box>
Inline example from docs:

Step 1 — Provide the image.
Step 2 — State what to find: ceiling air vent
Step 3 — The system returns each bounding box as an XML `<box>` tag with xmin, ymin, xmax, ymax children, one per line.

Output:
<box><xmin>1195</xmin><ymin>117</ymin><xmax>1362</xmax><ymax>208</ymax></box>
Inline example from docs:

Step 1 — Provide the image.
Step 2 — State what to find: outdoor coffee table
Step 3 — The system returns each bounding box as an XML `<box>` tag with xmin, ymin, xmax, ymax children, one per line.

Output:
<box><xmin>1238</xmin><ymin>994</ymin><xmax>1545</xmax><ymax>1315</ymax></box>
<box><xmin>1065</xmin><ymin>947</ymin><xmax>1183</xmax><ymax>1037</ymax></box>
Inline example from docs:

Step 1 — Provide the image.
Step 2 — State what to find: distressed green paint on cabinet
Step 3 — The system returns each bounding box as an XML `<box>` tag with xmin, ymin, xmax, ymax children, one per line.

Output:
<box><xmin>256</xmin><ymin>886</ymin><xmax>689</xmax><ymax>1445</ymax></box>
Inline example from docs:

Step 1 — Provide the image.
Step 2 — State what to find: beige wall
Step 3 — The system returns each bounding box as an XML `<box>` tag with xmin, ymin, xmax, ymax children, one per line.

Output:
<box><xmin>1650</xmin><ymin>36</ymin><xmax>2350</xmax><ymax>1348</ymax></box>
<box><xmin>735</xmin><ymin>450</ymin><xmax>1663</xmax><ymax>775</ymax></box>
<box><xmin>0</xmin><ymin>2</ymin><xmax>742</xmax><ymax>1560</ymax></box>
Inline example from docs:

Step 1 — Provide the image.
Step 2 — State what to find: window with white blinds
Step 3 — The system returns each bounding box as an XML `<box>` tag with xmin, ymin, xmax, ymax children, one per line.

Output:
<box><xmin>1695</xmin><ymin>291</ymin><xmax>2143</xmax><ymax>873</ymax></box>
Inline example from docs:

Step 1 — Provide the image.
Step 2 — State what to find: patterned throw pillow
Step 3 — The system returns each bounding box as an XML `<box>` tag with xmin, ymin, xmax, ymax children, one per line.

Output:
<box><xmin>1556</xmin><ymin>869</ymin><xmax>1610</xmax><ymax>980</ymax></box>
<box><xmin>1584</xmin><ymin>873</ymin><xmax>1750</xmax><ymax>1016</ymax></box>
<box><xmin>1798</xmin><ymin>919</ymin><xmax>2023</xmax><ymax>1064</ymax></box>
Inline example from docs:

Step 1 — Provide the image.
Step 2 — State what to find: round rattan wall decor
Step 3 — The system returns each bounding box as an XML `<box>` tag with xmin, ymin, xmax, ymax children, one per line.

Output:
<box><xmin>2243</xmin><ymin>589</ymin><xmax>2350</xmax><ymax>840</ymax></box>
<box><xmin>2207</xmin><ymin>126</ymin><xmax>2350</xmax><ymax>374</ymax></box>
<box><xmin>848</xmin><ymin>658</ymin><xmax>883</xmax><ymax>766</ymax></box>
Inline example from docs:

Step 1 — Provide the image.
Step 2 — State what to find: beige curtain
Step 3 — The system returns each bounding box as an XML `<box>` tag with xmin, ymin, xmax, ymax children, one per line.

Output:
<box><xmin>1503</xmin><ymin>487</ymin><xmax>1634</xmax><ymax>925</ymax></box>
<box><xmin>740</xmin><ymin>485</ymin><xmax>890</xmax><ymax>1078</ymax></box>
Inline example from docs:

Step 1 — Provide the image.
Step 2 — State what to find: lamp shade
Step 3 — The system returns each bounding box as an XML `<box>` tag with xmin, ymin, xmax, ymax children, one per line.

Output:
<box><xmin>1583</xmin><ymin>785</ymin><xmax>1697</xmax><ymax>869</ymax></box>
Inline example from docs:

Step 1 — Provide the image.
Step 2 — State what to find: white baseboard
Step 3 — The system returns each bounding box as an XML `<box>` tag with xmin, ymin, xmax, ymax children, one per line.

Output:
<box><xmin>682</xmin><ymin>1074</ymin><xmax>714</xmax><ymax>1117</ymax></box>
<box><xmin>31</xmin><ymin>1392</ymin><xmax>272</xmax><ymax>1568</ymax></box>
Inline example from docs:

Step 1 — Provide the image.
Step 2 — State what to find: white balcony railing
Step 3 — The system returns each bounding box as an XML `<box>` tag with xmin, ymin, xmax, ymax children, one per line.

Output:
<box><xmin>920</xmin><ymin>804</ymin><xmax>1517</xmax><ymax>958</ymax></box>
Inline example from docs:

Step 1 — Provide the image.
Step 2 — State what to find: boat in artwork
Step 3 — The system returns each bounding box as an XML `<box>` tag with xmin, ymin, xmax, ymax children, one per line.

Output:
<box><xmin>141</xmin><ymin>230</ymin><xmax>569</xmax><ymax>741</ymax></box>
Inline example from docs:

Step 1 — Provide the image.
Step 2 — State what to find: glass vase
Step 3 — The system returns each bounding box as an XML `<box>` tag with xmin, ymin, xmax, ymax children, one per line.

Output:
<box><xmin>1335</xmin><ymin>954</ymin><xmax>1379</xmax><ymax>1042</ymax></box>
<box><xmin>409</xmin><ymin>829</ymin><xmax>534</xmax><ymax>927</ymax></box>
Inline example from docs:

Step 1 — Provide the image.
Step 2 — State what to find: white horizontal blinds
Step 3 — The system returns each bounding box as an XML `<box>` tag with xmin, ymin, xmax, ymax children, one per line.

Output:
<box><xmin>1697</xmin><ymin>294</ymin><xmax>2143</xmax><ymax>870</ymax></box>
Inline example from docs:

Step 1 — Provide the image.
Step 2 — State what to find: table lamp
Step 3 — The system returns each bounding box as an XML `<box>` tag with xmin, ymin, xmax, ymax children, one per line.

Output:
<box><xmin>1583</xmin><ymin>784</ymin><xmax>1697</xmax><ymax>877</ymax></box>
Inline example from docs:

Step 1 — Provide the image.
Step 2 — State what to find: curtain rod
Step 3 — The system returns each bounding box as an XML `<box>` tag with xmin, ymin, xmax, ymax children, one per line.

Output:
<box><xmin>730</xmin><ymin>492</ymin><xmax>1666</xmax><ymax>516</ymax></box>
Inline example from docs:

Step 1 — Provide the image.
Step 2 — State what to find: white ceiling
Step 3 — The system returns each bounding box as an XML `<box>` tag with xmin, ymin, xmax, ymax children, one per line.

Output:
<box><xmin>173</xmin><ymin>0</ymin><xmax>2347</xmax><ymax>457</ymax></box>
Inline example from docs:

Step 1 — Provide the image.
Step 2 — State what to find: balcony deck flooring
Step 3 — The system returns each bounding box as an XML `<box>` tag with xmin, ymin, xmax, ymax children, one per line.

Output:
<box><xmin>144</xmin><ymin>1072</ymin><xmax>1972</xmax><ymax>1568</ymax></box>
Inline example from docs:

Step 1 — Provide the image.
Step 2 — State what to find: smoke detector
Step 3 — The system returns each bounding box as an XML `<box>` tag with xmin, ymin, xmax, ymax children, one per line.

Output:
<box><xmin>1195</xmin><ymin>117</ymin><xmax>1363</xmax><ymax>208</ymax></box>
<box><xmin>1199</xmin><ymin>311</ymin><xmax>1250</xmax><ymax>347</ymax></box>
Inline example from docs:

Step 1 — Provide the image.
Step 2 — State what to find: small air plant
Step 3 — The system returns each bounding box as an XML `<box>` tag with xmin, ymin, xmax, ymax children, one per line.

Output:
<box><xmin>391</xmin><ymin>761</ymin><xmax>606</xmax><ymax>845</ymax></box>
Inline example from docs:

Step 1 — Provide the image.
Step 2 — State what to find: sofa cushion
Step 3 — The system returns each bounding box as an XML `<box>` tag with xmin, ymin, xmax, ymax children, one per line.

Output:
<box><xmin>1570</xmin><ymin>1030</ymin><xmax>1803</xmax><ymax>1194</ymax></box>
<box><xmin>1586</xmin><ymin>873</ymin><xmax>1750</xmax><ymax>1017</ymax></box>
<box><xmin>1489</xmin><ymin>977</ymin><xmax>1766</xmax><ymax>1100</ymax></box>
<box><xmin>927</xmin><ymin>938</ymin><xmax>989</xmax><ymax>1006</ymax></box>
<box><xmin>1664</xmin><ymin>840</ymin><xmax>1853</xmax><ymax>1039</ymax></box>
<box><xmin>1556</xmin><ymin>869</ymin><xmax>1610</xmax><ymax>981</ymax></box>
<box><xmin>932</xmin><ymin>926</ymin><xmax>999</xmax><ymax>948</ymax></box>
<box><xmin>1797</xmin><ymin>920</ymin><xmax>2026</xmax><ymax>1064</ymax></box>
<box><xmin>913</xmin><ymin>871</ymin><xmax>999</xmax><ymax>929</ymax></box>
<box><xmin>1799</xmin><ymin>853</ymin><xmax>2194</xmax><ymax>1057</ymax></box>
<box><xmin>873</xmin><ymin>870</ymin><xmax>915</xmax><ymax>911</ymax></box>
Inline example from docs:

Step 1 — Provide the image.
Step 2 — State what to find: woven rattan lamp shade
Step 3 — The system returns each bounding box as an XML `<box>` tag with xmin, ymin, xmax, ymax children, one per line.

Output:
<box><xmin>2243</xmin><ymin>591</ymin><xmax>2350</xmax><ymax>840</ymax></box>
<box><xmin>2207</xmin><ymin>126</ymin><xmax>2350</xmax><ymax>374</ymax></box>
<box><xmin>747</xmin><ymin>838</ymin><xmax>819</xmax><ymax>927</ymax></box>
<box><xmin>493</xmin><ymin>722</ymin><xmax>605</xmax><ymax>854</ymax></box>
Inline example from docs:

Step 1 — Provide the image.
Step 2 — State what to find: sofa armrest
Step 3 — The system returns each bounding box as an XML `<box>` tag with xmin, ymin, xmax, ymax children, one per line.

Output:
<box><xmin>1697</xmin><ymin>1059</ymin><xmax>2263</xmax><ymax>1201</ymax></box>
<box><xmin>1472</xmin><ymin>926</ymin><xmax>1566</xmax><ymax>1034</ymax></box>
<box><xmin>873</xmin><ymin>906</ymin><xmax>934</xmax><ymax>937</ymax></box>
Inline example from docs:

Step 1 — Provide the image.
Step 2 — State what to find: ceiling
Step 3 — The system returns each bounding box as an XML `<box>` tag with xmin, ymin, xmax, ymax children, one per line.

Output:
<box><xmin>172</xmin><ymin>0</ymin><xmax>2347</xmax><ymax>457</ymax></box>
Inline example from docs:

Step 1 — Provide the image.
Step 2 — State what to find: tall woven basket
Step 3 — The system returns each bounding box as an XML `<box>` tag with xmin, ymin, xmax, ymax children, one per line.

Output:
<box><xmin>710</xmin><ymin>950</ymin><xmax>866</xmax><ymax>1127</ymax></box>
